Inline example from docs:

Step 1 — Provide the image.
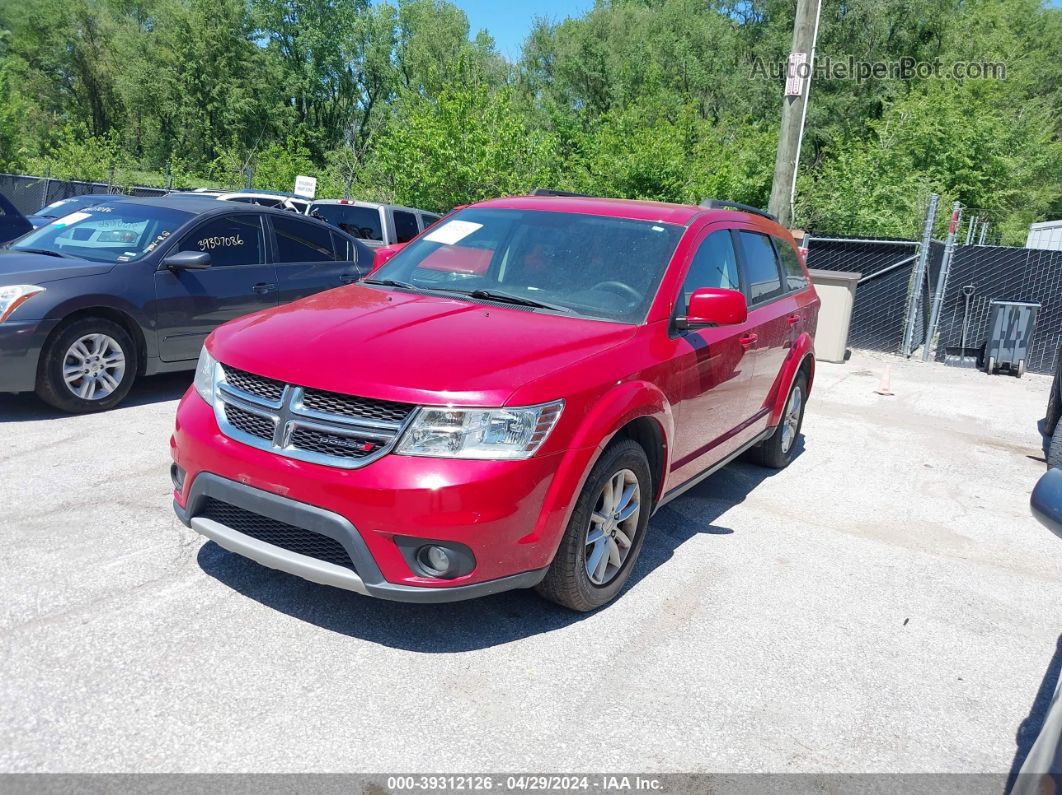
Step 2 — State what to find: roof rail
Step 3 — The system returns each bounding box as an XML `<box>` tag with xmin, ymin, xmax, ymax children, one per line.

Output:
<box><xmin>699</xmin><ymin>198</ymin><xmax>777</xmax><ymax>221</ymax></box>
<box><xmin>529</xmin><ymin>188</ymin><xmax>595</xmax><ymax>198</ymax></box>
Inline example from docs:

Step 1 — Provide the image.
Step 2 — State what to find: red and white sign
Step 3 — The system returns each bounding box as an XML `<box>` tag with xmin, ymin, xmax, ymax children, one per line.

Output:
<box><xmin>785</xmin><ymin>52</ymin><xmax>808</xmax><ymax>96</ymax></box>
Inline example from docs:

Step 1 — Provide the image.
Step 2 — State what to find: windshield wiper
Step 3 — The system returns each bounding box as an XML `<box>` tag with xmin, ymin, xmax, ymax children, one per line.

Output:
<box><xmin>464</xmin><ymin>289</ymin><xmax>571</xmax><ymax>313</ymax></box>
<box><xmin>361</xmin><ymin>277</ymin><xmax>415</xmax><ymax>289</ymax></box>
<box><xmin>8</xmin><ymin>247</ymin><xmax>71</xmax><ymax>259</ymax></box>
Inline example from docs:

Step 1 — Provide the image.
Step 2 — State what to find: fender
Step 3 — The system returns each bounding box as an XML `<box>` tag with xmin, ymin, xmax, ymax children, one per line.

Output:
<box><xmin>767</xmin><ymin>332</ymin><xmax>815</xmax><ymax>425</ymax></box>
<box><xmin>518</xmin><ymin>380</ymin><xmax>674</xmax><ymax>554</ymax></box>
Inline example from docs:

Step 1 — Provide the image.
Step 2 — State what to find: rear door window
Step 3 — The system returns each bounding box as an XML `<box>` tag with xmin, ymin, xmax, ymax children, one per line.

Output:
<box><xmin>736</xmin><ymin>230</ymin><xmax>784</xmax><ymax>304</ymax></box>
<box><xmin>176</xmin><ymin>215</ymin><xmax>265</xmax><ymax>267</ymax></box>
<box><xmin>273</xmin><ymin>216</ymin><xmax>335</xmax><ymax>263</ymax></box>
<box><xmin>421</xmin><ymin>212</ymin><xmax>441</xmax><ymax>230</ymax></box>
<box><xmin>311</xmin><ymin>204</ymin><xmax>383</xmax><ymax>242</ymax></box>
<box><xmin>393</xmin><ymin>210</ymin><xmax>420</xmax><ymax>243</ymax></box>
<box><xmin>774</xmin><ymin>237</ymin><xmax>809</xmax><ymax>292</ymax></box>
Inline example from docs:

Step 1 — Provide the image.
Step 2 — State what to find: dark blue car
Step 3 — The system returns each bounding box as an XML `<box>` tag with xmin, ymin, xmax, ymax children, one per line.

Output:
<box><xmin>25</xmin><ymin>193</ymin><xmax>126</xmax><ymax>228</ymax></box>
<box><xmin>0</xmin><ymin>195</ymin><xmax>371</xmax><ymax>412</ymax></box>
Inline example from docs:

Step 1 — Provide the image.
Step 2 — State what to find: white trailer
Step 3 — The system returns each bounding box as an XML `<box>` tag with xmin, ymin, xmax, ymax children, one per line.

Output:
<box><xmin>1026</xmin><ymin>219</ymin><xmax>1062</xmax><ymax>251</ymax></box>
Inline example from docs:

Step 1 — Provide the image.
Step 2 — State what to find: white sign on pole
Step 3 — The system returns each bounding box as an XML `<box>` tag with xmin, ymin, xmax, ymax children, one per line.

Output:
<box><xmin>294</xmin><ymin>175</ymin><xmax>318</xmax><ymax>199</ymax></box>
<box><xmin>785</xmin><ymin>52</ymin><xmax>808</xmax><ymax>96</ymax></box>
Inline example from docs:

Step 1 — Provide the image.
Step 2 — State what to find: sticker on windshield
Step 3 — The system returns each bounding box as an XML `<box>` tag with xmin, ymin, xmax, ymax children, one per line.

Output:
<box><xmin>49</xmin><ymin>211</ymin><xmax>91</xmax><ymax>227</ymax></box>
<box><xmin>423</xmin><ymin>220</ymin><xmax>482</xmax><ymax>246</ymax></box>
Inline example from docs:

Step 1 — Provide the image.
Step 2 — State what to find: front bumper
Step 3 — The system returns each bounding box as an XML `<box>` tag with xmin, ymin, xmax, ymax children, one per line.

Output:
<box><xmin>171</xmin><ymin>390</ymin><xmax>587</xmax><ymax>597</ymax></box>
<box><xmin>0</xmin><ymin>319</ymin><xmax>55</xmax><ymax>393</ymax></box>
<box><xmin>173</xmin><ymin>472</ymin><xmax>547</xmax><ymax>602</ymax></box>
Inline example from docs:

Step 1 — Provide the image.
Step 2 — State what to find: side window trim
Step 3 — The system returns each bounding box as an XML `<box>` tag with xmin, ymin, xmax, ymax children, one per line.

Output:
<box><xmin>169</xmin><ymin>213</ymin><xmax>269</xmax><ymax>267</ymax></box>
<box><xmin>770</xmin><ymin>235</ymin><xmax>809</xmax><ymax>295</ymax></box>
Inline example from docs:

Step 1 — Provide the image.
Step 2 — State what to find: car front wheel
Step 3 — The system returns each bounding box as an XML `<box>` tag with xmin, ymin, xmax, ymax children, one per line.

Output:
<box><xmin>36</xmin><ymin>318</ymin><xmax>138</xmax><ymax>413</ymax></box>
<box><xmin>536</xmin><ymin>439</ymin><xmax>652</xmax><ymax>612</ymax></box>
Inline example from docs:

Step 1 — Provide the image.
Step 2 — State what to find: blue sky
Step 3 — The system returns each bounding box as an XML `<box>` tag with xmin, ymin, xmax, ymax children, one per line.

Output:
<box><xmin>453</xmin><ymin>0</ymin><xmax>594</xmax><ymax>61</ymax></box>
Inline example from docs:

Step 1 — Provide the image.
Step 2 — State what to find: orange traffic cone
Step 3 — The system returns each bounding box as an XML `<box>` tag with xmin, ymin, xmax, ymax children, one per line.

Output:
<box><xmin>874</xmin><ymin>365</ymin><xmax>894</xmax><ymax>396</ymax></box>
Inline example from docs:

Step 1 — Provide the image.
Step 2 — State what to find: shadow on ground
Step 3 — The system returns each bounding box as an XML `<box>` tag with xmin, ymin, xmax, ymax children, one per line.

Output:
<box><xmin>0</xmin><ymin>371</ymin><xmax>190</xmax><ymax>422</ymax></box>
<box><xmin>1006</xmin><ymin>633</ymin><xmax>1062</xmax><ymax>792</ymax></box>
<box><xmin>197</xmin><ymin>439</ymin><xmax>803</xmax><ymax>652</ymax></box>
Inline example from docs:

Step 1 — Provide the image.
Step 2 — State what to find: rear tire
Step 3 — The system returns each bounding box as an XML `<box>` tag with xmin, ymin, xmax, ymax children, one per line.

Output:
<box><xmin>535</xmin><ymin>439</ymin><xmax>652</xmax><ymax>612</ymax></box>
<box><xmin>986</xmin><ymin>356</ymin><xmax>996</xmax><ymax>375</ymax></box>
<box><xmin>1017</xmin><ymin>359</ymin><xmax>1026</xmax><ymax>379</ymax></box>
<box><xmin>36</xmin><ymin>317</ymin><xmax>138</xmax><ymax>413</ymax></box>
<box><xmin>747</xmin><ymin>372</ymin><xmax>808</xmax><ymax>469</ymax></box>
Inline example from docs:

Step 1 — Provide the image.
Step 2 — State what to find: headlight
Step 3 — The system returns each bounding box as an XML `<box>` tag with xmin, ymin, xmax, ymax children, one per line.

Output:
<box><xmin>194</xmin><ymin>346</ymin><xmax>217</xmax><ymax>404</ymax></box>
<box><xmin>396</xmin><ymin>401</ymin><xmax>564</xmax><ymax>460</ymax></box>
<box><xmin>0</xmin><ymin>285</ymin><xmax>45</xmax><ymax>322</ymax></box>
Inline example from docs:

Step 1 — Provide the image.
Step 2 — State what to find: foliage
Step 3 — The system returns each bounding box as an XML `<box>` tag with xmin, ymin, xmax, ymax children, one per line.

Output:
<box><xmin>0</xmin><ymin>0</ymin><xmax>1057</xmax><ymax>243</ymax></box>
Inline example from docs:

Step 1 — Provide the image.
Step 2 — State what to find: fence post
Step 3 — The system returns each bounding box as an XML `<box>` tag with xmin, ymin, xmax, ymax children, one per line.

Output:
<box><xmin>107</xmin><ymin>162</ymin><xmax>115</xmax><ymax>194</ymax></box>
<box><xmin>902</xmin><ymin>192</ymin><xmax>939</xmax><ymax>357</ymax></box>
<box><xmin>964</xmin><ymin>215</ymin><xmax>976</xmax><ymax>245</ymax></box>
<box><xmin>922</xmin><ymin>201</ymin><xmax>962</xmax><ymax>362</ymax></box>
<box><xmin>42</xmin><ymin>166</ymin><xmax>52</xmax><ymax>208</ymax></box>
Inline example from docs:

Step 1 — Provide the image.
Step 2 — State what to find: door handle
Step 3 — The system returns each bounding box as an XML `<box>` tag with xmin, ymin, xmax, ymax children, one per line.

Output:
<box><xmin>252</xmin><ymin>282</ymin><xmax>277</xmax><ymax>295</ymax></box>
<box><xmin>339</xmin><ymin>272</ymin><xmax>357</xmax><ymax>284</ymax></box>
<box><xmin>739</xmin><ymin>333</ymin><xmax>758</xmax><ymax>349</ymax></box>
<box><xmin>787</xmin><ymin>314</ymin><xmax>801</xmax><ymax>326</ymax></box>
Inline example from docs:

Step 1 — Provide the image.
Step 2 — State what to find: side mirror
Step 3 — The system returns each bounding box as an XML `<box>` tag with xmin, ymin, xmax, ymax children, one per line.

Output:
<box><xmin>678</xmin><ymin>287</ymin><xmax>748</xmax><ymax>330</ymax></box>
<box><xmin>162</xmin><ymin>250</ymin><xmax>211</xmax><ymax>270</ymax></box>
<box><xmin>1031</xmin><ymin>468</ymin><xmax>1062</xmax><ymax>540</ymax></box>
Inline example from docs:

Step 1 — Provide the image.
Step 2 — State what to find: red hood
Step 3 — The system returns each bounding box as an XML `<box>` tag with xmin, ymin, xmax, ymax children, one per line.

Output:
<box><xmin>208</xmin><ymin>285</ymin><xmax>635</xmax><ymax>406</ymax></box>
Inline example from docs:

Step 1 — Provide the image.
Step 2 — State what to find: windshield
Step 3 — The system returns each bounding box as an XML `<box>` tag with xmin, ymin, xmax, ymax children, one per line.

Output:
<box><xmin>33</xmin><ymin>196</ymin><xmax>113</xmax><ymax>219</ymax></box>
<box><xmin>370</xmin><ymin>208</ymin><xmax>684</xmax><ymax>323</ymax></box>
<box><xmin>9</xmin><ymin>204</ymin><xmax>194</xmax><ymax>263</ymax></box>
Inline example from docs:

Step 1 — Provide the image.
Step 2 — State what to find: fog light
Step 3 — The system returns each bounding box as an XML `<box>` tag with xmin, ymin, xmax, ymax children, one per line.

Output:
<box><xmin>418</xmin><ymin>545</ymin><xmax>452</xmax><ymax>576</ymax></box>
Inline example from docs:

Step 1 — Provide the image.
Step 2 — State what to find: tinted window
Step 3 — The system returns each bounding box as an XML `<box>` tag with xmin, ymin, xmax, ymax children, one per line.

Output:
<box><xmin>177</xmin><ymin>215</ymin><xmax>264</xmax><ymax>267</ymax></box>
<box><xmin>310</xmin><ymin>204</ymin><xmax>383</xmax><ymax>242</ymax></box>
<box><xmin>421</xmin><ymin>212</ymin><xmax>441</xmax><ymax>229</ymax></box>
<box><xmin>774</xmin><ymin>237</ymin><xmax>808</xmax><ymax>291</ymax></box>
<box><xmin>273</xmin><ymin>216</ymin><xmax>335</xmax><ymax>263</ymax></box>
<box><xmin>331</xmin><ymin>231</ymin><xmax>357</xmax><ymax>262</ymax></box>
<box><xmin>393</xmin><ymin>210</ymin><xmax>419</xmax><ymax>243</ymax></box>
<box><xmin>373</xmin><ymin>208</ymin><xmax>683</xmax><ymax>323</ymax></box>
<box><xmin>736</xmin><ymin>231</ymin><xmax>783</xmax><ymax>303</ymax></box>
<box><xmin>230</xmin><ymin>196</ymin><xmax>282</xmax><ymax>208</ymax></box>
<box><xmin>680</xmin><ymin>231</ymin><xmax>740</xmax><ymax>308</ymax></box>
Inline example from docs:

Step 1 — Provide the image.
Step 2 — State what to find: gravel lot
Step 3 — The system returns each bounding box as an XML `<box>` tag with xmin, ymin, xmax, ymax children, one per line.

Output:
<box><xmin>1</xmin><ymin>351</ymin><xmax>1060</xmax><ymax>774</ymax></box>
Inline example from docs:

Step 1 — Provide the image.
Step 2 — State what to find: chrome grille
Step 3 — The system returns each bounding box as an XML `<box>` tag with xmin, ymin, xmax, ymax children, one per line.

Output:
<box><xmin>213</xmin><ymin>363</ymin><xmax>416</xmax><ymax>469</ymax></box>
<box><xmin>224</xmin><ymin>404</ymin><xmax>275</xmax><ymax>441</ymax></box>
<box><xmin>301</xmin><ymin>387</ymin><xmax>413</xmax><ymax>423</ymax></box>
<box><xmin>221</xmin><ymin>365</ymin><xmax>285</xmax><ymax>402</ymax></box>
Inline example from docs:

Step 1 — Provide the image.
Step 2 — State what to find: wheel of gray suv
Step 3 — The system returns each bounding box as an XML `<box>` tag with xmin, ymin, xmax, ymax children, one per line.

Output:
<box><xmin>36</xmin><ymin>317</ymin><xmax>138</xmax><ymax>413</ymax></box>
<box><xmin>536</xmin><ymin>439</ymin><xmax>652</xmax><ymax>612</ymax></box>
<box><xmin>747</xmin><ymin>371</ymin><xmax>808</xmax><ymax>470</ymax></box>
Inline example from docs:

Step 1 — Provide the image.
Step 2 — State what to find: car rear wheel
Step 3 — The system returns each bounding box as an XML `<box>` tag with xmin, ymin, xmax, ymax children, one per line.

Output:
<box><xmin>748</xmin><ymin>371</ymin><xmax>808</xmax><ymax>469</ymax></box>
<box><xmin>535</xmin><ymin>439</ymin><xmax>652</xmax><ymax>612</ymax></box>
<box><xmin>36</xmin><ymin>318</ymin><xmax>138</xmax><ymax>413</ymax></box>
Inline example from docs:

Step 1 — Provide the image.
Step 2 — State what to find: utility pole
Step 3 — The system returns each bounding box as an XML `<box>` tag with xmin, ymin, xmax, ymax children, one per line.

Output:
<box><xmin>767</xmin><ymin>0</ymin><xmax>822</xmax><ymax>227</ymax></box>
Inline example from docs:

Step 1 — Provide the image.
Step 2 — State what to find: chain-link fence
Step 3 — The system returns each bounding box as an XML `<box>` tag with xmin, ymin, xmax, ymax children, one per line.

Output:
<box><xmin>0</xmin><ymin>173</ymin><xmax>168</xmax><ymax>217</ymax></box>
<box><xmin>932</xmin><ymin>245</ymin><xmax>1062</xmax><ymax>374</ymax></box>
<box><xmin>804</xmin><ymin>236</ymin><xmax>941</xmax><ymax>353</ymax></box>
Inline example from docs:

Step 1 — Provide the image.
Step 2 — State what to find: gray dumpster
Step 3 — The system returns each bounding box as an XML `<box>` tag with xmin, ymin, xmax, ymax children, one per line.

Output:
<box><xmin>984</xmin><ymin>300</ymin><xmax>1040</xmax><ymax>378</ymax></box>
<box><xmin>808</xmin><ymin>269</ymin><xmax>861</xmax><ymax>363</ymax></box>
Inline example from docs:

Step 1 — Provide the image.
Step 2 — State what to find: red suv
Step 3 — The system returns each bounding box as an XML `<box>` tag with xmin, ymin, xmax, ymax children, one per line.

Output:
<box><xmin>171</xmin><ymin>194</ymin><xmax>818</xmax><ymax>611</ymax></box>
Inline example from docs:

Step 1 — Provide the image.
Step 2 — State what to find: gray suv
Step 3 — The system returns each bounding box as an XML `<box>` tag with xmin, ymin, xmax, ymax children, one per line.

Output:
<box><xmin>308</xmin><ymin>200</ymin><xmax>440</xmax><ymax>248</ymax></box>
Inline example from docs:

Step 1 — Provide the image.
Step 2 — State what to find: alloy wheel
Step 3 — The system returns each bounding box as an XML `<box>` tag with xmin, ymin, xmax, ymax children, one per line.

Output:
<box><xmin>584</xmin><ymin>468</ymin><xmax>641</xmax><ymax>586</ymax></box>
<box><xmin>781</xmin><ymin>384</ymin><xmax>802</xmax><ymax>454</ymax></box>
<box><xmin>62</xmin><ymin>333</ymin><xmax>126</xmax><ymax>400</ymax></box>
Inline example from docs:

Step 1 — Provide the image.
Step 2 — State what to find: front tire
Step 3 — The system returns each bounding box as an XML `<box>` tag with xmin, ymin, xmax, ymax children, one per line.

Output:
<box><xmin>536</xmin><ymin>439</ymin><xmax>652</xmax><ymax>612</ymax></box>
<box><xmin>1049</xmin><ymin>420</ymin><xmax>1062</xmax><ymax>470</ymax></box>
<box><xmin>36</xmin><ymin>318</ymin><xmax>138</xmax><ymax>413</ymax></box>
<box><xmin>748</xmin><ymin>371</ymin><xmax>808</xmax><ymax>469</ymax></box>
